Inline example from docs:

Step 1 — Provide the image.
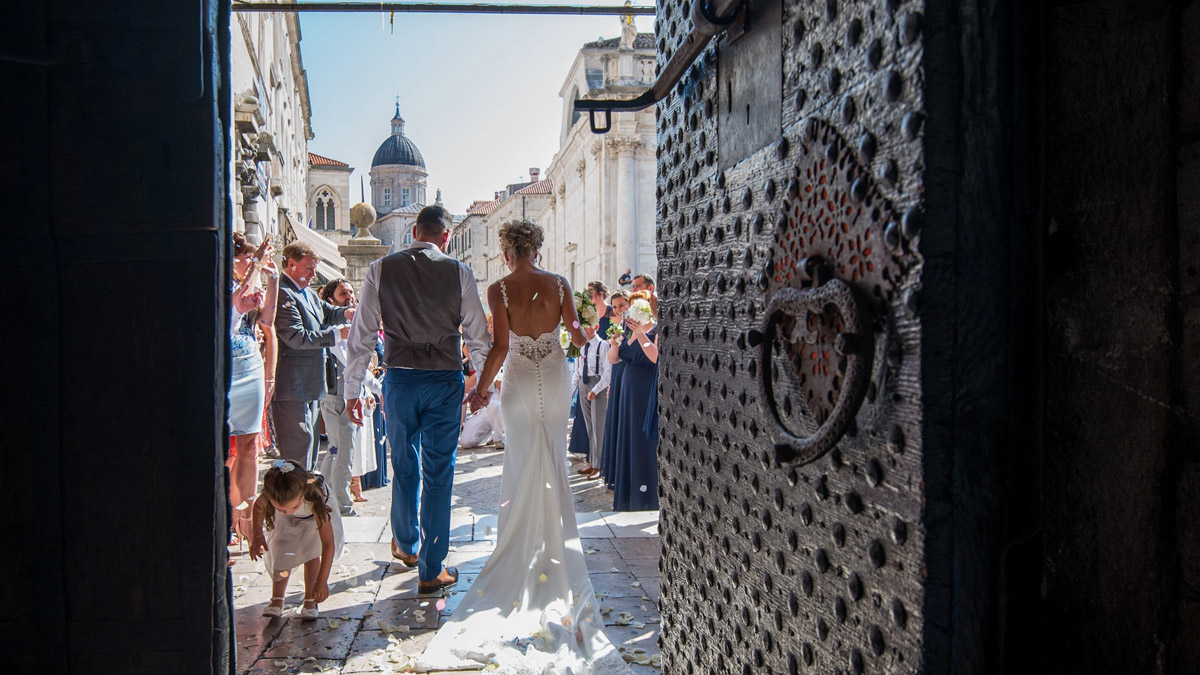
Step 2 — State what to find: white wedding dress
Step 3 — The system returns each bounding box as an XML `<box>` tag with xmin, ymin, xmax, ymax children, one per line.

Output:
<box><xmin>402</xmin><ymin>280</ymin><xmax>631</xmax><ymax>674</ymax></box>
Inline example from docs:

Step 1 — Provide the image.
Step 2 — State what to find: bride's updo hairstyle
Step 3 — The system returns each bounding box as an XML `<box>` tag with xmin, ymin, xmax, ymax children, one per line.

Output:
<box><xmin>498</xmin><ymin>220</ymin><xmax>544</xmax><ymax>260</ymax></box>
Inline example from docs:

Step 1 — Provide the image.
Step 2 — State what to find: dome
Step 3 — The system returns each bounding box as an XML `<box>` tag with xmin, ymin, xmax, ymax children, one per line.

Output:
<box><xmin>372</xmin><ymin>134</ymin><xmax>425</xmax><ymax>168</ymax></box>
<box><xmin>372</xmin><ymin>106</ymin><xmax>426</xmax><ymax>168</ymax></box>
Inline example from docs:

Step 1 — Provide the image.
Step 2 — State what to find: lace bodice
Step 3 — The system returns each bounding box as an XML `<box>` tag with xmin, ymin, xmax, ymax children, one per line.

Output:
<box><xmin>508</xmin><ymin>330</ymin><xmax>563</xmax><ymax>364</ymax></box>
<box><xmin>500</xmin><ymin>276</ymin><xmax>567</xmax><ymax>367</ymax></box>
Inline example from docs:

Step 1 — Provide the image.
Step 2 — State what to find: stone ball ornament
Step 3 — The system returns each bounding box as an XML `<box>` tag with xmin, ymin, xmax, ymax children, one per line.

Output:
<box><xmin>349</xmin><ymin>202</ymin><xmax>378</xmax><ymax>239</ymax></box>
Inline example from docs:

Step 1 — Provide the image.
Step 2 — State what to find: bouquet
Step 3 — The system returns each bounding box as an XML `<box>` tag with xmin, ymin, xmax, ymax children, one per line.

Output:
<box><xmin>627</xmin><ymin>298</ymin><xmax>655</xmax><ymax>326</ymax></box>
<box><xmin>562</xmin><ymin>291</ymin><xmax>598</xmax><ymax>358</ymax></box>
<box><xmin>605</xmin><ymin>321</ymin><xmax>623</xmax><ymax>341</ymax></box>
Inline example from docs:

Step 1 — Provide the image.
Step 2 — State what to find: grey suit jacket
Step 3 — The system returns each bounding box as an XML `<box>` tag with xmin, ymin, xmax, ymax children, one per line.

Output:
<box><xmin>273</xmin><ymin>273</ymin><xmax>349</xmax><ymax>402</ymax></box>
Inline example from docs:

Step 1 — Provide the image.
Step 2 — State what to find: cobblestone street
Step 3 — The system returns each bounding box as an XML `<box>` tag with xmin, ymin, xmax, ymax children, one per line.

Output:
<box><xmin>231</xmin><ymin>443</ymin><xmax>661</xmax><ymax>674</ymax></box>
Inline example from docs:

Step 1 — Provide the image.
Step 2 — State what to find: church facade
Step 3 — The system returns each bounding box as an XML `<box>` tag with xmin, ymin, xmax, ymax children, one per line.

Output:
<box><xmin>535</xmin><ymin>19</ymin><xmax>658</xmax><ymax>290</ymax></box>
<box><xmin>369</xmin><ymin>106</ymin><xmax>431</xmax><ymax>252</ymax></box>
<box><xmin>306</xmin><ymin>152</ymin><xmax>354</xmax><ymax>247</ymax></box>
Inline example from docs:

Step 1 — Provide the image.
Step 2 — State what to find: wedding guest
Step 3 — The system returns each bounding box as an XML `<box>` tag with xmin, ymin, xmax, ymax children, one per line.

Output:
<box><xmin>250</xmin><ymin>459</ymin><xmax>344</xmax><ymax>620</ymax></box>
<box><xmin>618</xmin><ymin>268</ymin><xmax>633</xmax><ymax>287</ymax></box>
<box><xmin>360</xmin><ymin>332</ymin><xmax>390</xmax><ymax>491</ymax></box>
<box><xmin>599</xmin><ymin>291</ymin><xmax>631</xmax><ymax>488</ymax></box>
<box><xmin>273</xmin><ymin>242</ymin><xmax>355</xmax><ymax>471</ymax></box>
<box><xmin>571</xmin><ymin>322</ymin><xmax>611</xmax><ymax>479</ymax></box>
<box><xmin>228</xmin><ymin>232</ymin><xmax>279</xmax><ymax>546</ymax></box>
<box><xmin>631</xmin><ymin>273</ymin><xmax>658</xmax><ymax>320</ymax></box>
<box><xmin>587</xmin><ymin>281</ymin><xmax>614</xmax><ymax>337</ymax></box>
<box><xmin>608</xmin><ymin>293</ymin><xmax>659</xmax><ymax>511</ymax></box>
<box><xmin>318</xmin><ymin>279</ymin><xmax>381</xmax><ymax>516</ymax></box>
<box><xmin>567</xmin><ymin>376</ymin><xmax>591</xmax><ymax>461</ymax></box>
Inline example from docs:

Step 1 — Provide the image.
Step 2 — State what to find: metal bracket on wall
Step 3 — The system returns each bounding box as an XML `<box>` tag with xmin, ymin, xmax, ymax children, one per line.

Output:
<box><xmin>746</xmin><ymin>278</ymin><xmax>874</xmax><ymax>466</ymax></box>
<box><xmin>574</xmin><ymin>0</ymin><xmax>745</xmax><ymax>133</ymax></box>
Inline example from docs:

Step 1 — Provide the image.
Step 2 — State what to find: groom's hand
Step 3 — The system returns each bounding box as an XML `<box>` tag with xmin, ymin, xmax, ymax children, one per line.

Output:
<box><xmin>346</xmin><ymin>398</ymin><xmax>364</xmax><ymax>426</ymax></box>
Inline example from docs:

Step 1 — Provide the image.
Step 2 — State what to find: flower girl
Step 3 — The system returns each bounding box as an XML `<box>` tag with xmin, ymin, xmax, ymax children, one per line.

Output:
<box><xmin>249</xmin><ymin>459</ymin><xmax>344</xmax><ymax>619</ymax></box>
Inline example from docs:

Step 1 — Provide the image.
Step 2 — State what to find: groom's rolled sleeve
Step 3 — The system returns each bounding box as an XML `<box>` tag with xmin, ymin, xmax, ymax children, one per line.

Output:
<box><xmin>460</xmin><ymin>264</ymin><xmax>491</xmax><ymax>375</ymax></box>
<box><xmin>345</xmin><ymin>261</ymin><xmax>382</xmax><ymax>400</ymax></box>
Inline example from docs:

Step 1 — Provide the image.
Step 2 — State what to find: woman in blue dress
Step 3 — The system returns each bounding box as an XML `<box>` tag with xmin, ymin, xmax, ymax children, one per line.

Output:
<box><xmin>228</xmin><ymin>233</ymin><xmax>279</xmax><ymax>544</ymax></box>
<box><xmin>608</xmin><ymin>293</ymin><xmax>659</xmax><ymax>510</ymax></box>
<box><xmin>598</xmin><ymin>291</ymin><xmax>630</xmax><ymax>488</ymax></box>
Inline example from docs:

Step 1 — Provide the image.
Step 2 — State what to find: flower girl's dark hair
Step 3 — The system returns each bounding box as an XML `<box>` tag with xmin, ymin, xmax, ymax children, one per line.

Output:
<box><xmin>259</xmin><ymin>459</ymin><xmax>332</xmax><ymax>531</ymax></box>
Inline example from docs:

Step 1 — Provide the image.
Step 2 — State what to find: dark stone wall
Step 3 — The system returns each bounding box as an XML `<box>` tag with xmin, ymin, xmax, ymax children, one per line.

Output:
<box><xmin>1037</xmin><ymin>1</ymin><xmax>1195</xmax><ymax>673</ymax></box>
<box><xmin>0</xmin><ymin>1</ymin><xmax>232</xmax><ymax>671</ymax></box>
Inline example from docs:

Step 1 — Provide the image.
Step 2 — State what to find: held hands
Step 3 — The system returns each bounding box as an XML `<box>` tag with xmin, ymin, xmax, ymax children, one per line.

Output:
<box><xmin>464</xmin><ymin>387</ymin><xmax>490</xmax><ymax>413</ymax></box>
<box><xmin>339</xmin><ymin>326</ymin><xmax>350</xmax><ymax>340</ymax></box>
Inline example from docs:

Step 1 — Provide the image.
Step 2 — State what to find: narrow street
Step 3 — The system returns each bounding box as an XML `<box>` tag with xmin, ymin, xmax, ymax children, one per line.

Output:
<box><xmin>230</xmin><ymin>443</ymin><xmax>662</xmax><ymax>673</ymax></box>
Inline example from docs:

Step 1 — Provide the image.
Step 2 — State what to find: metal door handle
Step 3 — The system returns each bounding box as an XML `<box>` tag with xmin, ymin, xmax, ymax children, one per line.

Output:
<box><xmin>746</xmin><ymin>279</ymin><xmax>874</xmax><ymax>465</ymax></box>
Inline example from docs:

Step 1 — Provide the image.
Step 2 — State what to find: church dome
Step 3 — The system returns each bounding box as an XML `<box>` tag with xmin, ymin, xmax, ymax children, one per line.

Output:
<box><xmin>372</xmin><ymin>106</ymin><xmax>426</xmax><ymax>168</ymax></box>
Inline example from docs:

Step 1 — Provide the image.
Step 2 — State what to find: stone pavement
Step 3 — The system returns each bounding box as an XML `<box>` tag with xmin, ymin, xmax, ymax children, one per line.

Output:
<box><xmin>231</xmin><ymin>443</ymin><xmax>661</xmax><ymax>674</ymax></box>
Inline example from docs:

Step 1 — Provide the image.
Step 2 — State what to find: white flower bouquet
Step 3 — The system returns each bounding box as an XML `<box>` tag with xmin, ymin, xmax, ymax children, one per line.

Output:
<box><xmin>562</xmin><ymin>291</ymin><xmax>598</xmax><ymax>358</ymax></box>
<box><xmin>627</xmin><ymin>298</ymin><xmax>655</xmax><ymax>326</ymax></box>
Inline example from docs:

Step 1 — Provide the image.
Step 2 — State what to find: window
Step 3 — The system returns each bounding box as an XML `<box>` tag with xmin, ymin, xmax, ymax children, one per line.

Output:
<box><xmin>383</xmin><ymin>187</ymin><xmax>392</xmax><ymax>207</ymax></box>
<box><xmin>401</xmin><ymin>188</ymin><xmax>410</xmax><ymax>206</ymax></box>
<box><xmin>315</xmin><ymin>189</ymin><xmax>335</xmax><ymax>230</ymax></box>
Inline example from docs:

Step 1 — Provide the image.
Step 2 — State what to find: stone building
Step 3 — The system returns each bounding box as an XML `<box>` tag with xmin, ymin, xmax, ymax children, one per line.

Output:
<box><xmin>369</xmin><ymin>105</ymin><xmax>430</xmax><ymax>251</ymax></box>
<box><xmin>306</xmin><ymin>152</ymin><xmax>354</xmax><ymax>247</ymax></box>
<box><xmin>229</xmin><ymin>10</ymin><xmax>313</xmax><ymax>246</ymax></box>
<box><xmin>449</xmin><ymin>199</ymin><xmax>499</xmax><ymax>287</ymax></box>
<box><xmin>536</xmin><ymin>18</ymin><xmax>658</xmax><ymax>290</ymax></box>
<box><xmin>469</xmin><ymin>173</ymin><xmax>553</xmax><ymax>287</ymax></box>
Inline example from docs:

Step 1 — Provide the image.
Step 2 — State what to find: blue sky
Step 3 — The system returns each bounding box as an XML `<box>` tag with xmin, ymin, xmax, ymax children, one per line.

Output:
<box><xmin>299</xmin><ymin>4</ymin><xmax>654</xmax><ymax>214</ymax></box>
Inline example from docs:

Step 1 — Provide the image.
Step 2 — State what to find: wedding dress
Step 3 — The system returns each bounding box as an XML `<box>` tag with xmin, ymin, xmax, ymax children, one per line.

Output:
<box><xmin>403</xmin><ymin>279</ymin><xmax>631</xmax><ymax>674</ymax></box>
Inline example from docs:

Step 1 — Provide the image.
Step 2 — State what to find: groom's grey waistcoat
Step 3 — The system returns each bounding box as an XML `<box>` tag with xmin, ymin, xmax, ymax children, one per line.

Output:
<box><xmin>378</xmin><ymin>247</ymin><xmax>463</xmax><ymax>371</ymax></box>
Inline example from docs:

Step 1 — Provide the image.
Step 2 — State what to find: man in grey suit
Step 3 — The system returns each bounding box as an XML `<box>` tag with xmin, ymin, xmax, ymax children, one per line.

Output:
<box><xmin>273</xmin><ymin>242</ymin><xmax>355</xmax><ymax>471</ymax></box>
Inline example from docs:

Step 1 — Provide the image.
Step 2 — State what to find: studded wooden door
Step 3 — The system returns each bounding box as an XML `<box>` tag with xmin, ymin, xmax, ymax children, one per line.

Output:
<box><xmin>654</xmin><ymin>1</ymin><xmax>927</xmax><ymax>672</ymax></box>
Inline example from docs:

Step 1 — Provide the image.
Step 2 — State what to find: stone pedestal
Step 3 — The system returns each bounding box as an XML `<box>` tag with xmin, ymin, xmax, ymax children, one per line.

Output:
<box><xmin>338</xmin><ymin>202</ymin><xmax>389</xmax><ymax>292</ymax></box>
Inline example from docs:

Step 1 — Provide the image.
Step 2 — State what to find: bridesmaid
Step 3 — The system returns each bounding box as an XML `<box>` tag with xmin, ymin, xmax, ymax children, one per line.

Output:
<box><xmin>599</xmin><ymin>291</ymin><xmax>631</xmax><ymax>488</ymax></box>
<box><xmin>609</xmin><ymin>293</ymin><xmax>659</xmax><ymax>510</ymax></box>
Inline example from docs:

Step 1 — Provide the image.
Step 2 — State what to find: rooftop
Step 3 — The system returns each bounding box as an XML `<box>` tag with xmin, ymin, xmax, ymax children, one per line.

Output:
<box><xmin>308</xmin><ymin>152</ymin><xmax>350</xmax><ymax>168</ymax></box>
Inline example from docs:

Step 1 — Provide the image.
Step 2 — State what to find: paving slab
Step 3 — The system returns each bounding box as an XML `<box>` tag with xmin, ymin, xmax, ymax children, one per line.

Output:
<box><xmin>261</xmin><ymin>617</ymin><xmax>362</xmax><ymax>660</ymax></box>
<box><xmin>243</xmin><ymin>657</ymin><xmax>341</xmax><ymax>674</ymax></box>
<box><xmin>590</xmin><ymin>571</ymin><xmax>646</xmax><ymax>599</ymax></box>
<box><xmin>343</xmin><ymin>629</ymin><xmax>436</xmax><ymax>672</ymax></box>
<box><xmin>342</xmin><ymin>516</ymin><xmax>388</xmax><ymax>544</ymax></box>
<box><xmin>603</xmin><ymin>511</ymin><xmax>660</xmax><ymax>538</ymax></box>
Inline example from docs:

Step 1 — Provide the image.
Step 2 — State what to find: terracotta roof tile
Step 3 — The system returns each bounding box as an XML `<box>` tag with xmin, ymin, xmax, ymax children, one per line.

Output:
<box><xmin>514</xmin><ymin>179</ymin><xmax>553</xmax><ymax>195</ymax></box>
<box><xmin>309</xmin><ymin>152</ymin><xmax>350</xmax><ymax>167</ymax></box>
<box><xmin>468</xmin><ymin>200</ymin><xmax>501</xmax><ymax>215</ymax></box>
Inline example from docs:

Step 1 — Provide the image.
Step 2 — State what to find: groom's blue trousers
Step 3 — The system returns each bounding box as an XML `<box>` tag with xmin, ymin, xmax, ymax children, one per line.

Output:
<box><xmin>383</xmin><ymin>368</ymin><xmax>464</xmax><ymax>581</ymax></box>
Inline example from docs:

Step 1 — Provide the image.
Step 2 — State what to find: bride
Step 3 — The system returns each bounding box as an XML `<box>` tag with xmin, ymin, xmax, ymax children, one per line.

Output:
<box><xmin>404</xmin><ymin>220</ymin><xmax>632</xmax><ymax>674</ymax></box>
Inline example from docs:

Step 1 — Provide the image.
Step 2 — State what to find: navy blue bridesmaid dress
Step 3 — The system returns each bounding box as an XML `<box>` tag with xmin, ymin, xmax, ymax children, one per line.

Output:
<box><xmin>611</xmin><ymin>327</ymin><xmax>659</xmax><ymax>511</ymax></box>
<box><xmin>600</xmin><ymin>348</ymin><xmax>627</xmax><ymax>488</ymax></box>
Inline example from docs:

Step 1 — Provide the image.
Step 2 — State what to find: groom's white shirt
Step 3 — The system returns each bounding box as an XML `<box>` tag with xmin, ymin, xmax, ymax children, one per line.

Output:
<box><xmin>343</xmin><ymin>240</ymin><xmax>491</xmax><ymax>398</ymax></box>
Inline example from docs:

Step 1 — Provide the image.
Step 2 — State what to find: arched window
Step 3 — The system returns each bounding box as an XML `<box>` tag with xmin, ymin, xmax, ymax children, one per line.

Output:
<box><xmin>314</xmin><ymin>188</ymin><xmax>336</xmax><ymax>230</ymax></box>
<box><xmin>569</xmin><ymin>86</ymin><xmax>581</xmax><ymax>126</ymax></box>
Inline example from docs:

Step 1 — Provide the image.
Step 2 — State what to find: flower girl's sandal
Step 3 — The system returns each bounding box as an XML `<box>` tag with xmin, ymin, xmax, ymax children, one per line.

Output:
<box><xmin>298</xmin><ymin>599</ymin><xmax>319</xmax><ymax>620</ymax></box>
<box><xmin>262</xmin><ymin>598</ymin><xmax>284</xmax><ymax>618</ymax></box>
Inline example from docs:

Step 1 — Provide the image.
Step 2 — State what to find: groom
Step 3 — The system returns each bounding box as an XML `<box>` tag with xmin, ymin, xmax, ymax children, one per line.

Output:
<box><xmin>343</xmin><ymin>205</ymin><xmax>491</xmax><ymax>592</ymax></box>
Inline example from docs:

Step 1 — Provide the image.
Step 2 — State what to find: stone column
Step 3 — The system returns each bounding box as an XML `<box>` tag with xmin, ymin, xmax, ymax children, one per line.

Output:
<box><xmin>612</xmin><ymin>137</ymin><xmax>641</xmax><ymax>275</ymax></box>
<box><xmin>339</xmin><ymin>203</ymin><xmax>389</xmax><ymax>294</ymax></box>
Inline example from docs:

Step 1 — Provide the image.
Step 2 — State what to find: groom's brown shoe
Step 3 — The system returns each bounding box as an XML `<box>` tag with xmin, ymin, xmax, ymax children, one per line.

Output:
<box><xmin>418</xmin><ymin>566</ymin><xmax>459</xmax><ymax>594</ymax></box>
<box><xmin>391</xmin><ymin>538</ymin><xmax>418</xmax><ymax>568</ymax></box>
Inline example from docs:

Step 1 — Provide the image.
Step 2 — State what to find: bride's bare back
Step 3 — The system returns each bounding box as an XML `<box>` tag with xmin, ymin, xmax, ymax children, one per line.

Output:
<box><xmin>496</xmin><ymin>269</ymin><xmax>571</xmax><ymax>338</ymax></box>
